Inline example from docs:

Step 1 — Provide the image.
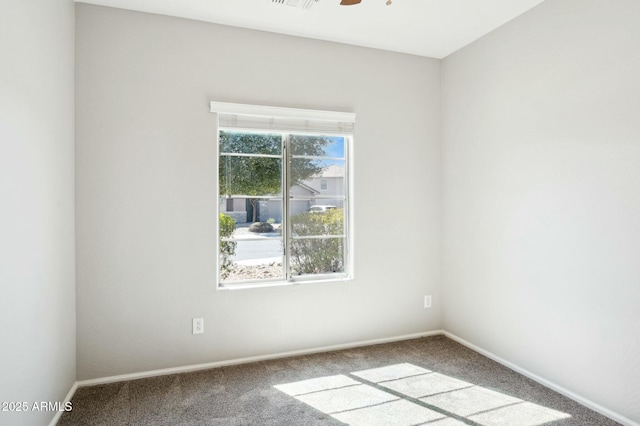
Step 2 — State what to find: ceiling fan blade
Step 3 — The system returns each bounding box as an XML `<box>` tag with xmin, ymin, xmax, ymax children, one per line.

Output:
<box><xmin>340</xmin><ymin>0</ymin><xmax>362</xmax><ymax>5</ymax></box>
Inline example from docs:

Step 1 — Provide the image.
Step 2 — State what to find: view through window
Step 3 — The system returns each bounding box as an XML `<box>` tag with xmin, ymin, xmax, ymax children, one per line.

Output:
<box><xmin>218</xmin><ymin>130</ymin><xmax>350</xmax><ymax>286</ymax></box>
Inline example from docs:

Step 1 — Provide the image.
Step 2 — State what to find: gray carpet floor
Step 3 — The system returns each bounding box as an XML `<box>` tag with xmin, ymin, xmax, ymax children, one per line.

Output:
<box><xmin>58</xmin><ymin>335</ymin><xmax>620</xmax><ymax>425</ymax></box>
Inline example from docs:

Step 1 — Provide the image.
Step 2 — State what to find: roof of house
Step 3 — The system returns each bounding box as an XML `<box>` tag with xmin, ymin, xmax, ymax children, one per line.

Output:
<box><xmin>320</xmin><ymin>165</ymin><xmax>344</xmax><ymax>178</ymax></box>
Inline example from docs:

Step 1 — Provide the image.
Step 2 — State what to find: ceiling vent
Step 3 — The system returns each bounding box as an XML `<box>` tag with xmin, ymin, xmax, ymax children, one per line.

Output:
<box><xmin>271</xmin><ymin>0</ymin><xmax>320</xmax><ymax>10</ymax></box>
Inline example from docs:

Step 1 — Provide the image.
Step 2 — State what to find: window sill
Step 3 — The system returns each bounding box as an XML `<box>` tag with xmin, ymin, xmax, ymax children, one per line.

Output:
<box><xmin>217</xmin><ymin>275</ymin><xmax>352</xmax><ymax>291</ymax></box>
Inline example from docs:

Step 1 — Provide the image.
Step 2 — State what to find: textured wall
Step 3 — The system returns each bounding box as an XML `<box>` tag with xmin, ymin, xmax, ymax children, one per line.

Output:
<box><xmin>75</xmin><ymin>4</ymin><xmax>441</xmax><ymax>380</ymax></box>
<box><xmin>0</xmin><ymin>0</ymin><xmax>76</xmax><ymax>425</ymax></box>
<box><xmin>442</xmin><ymin>0</ymin><xmax>640</xmax><ymax>423</ymax></box>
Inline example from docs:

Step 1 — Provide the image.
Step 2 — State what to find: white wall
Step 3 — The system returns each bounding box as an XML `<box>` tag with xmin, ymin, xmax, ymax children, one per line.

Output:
<box><xmin>442</xmin><ymin>0</ymin><xmax>640</xmax><ymax>423</ymax></box>
<box><xmin>0</xmin><ymin>0</ymin><xmax>76</xmax><ymax>425</ymax></box>
<box><xmin>75</xmin><ymin>4</ymin><xmax>441</xmax><ymax>380</ymax></box>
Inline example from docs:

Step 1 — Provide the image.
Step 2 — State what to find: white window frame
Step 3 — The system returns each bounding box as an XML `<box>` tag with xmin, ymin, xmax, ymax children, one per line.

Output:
<box><xmin>211</xmin><ymin>101</ymin><xmax>355</xmax><ymax>289</ymax></box>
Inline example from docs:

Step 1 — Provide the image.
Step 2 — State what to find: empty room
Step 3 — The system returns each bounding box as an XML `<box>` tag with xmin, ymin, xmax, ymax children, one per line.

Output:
<box><xmin>1</xmin><ymin>0</ymin><xmax>639</xmax><ymax>425</ymax></box>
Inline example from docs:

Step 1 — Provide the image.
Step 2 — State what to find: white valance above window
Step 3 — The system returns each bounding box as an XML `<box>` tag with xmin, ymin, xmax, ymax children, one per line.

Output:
<box><xmin>210</xmin><ymin>101</ymin><xmax>355</xmax><ymax>135</ymax></box>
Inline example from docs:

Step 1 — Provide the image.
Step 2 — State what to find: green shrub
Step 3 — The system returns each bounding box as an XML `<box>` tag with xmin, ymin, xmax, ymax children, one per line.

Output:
<box><xmin>266</xmin><ymin>218</ymin><xmax>276</xmax><ymax>225</ymax></box>
<box><xmin>249</xmin><ymin>222</ymin><xmax>274</xmax><ymax>233</ymax></box>
<box><xmin>219</xmin><ymin>213</ymin><xmax>236</xmax><ymax>279</ymax></box>
<box><xmin>289</xmin><ymin>209</ymin><xmax>344</xmax><ymax>275</ymax></box>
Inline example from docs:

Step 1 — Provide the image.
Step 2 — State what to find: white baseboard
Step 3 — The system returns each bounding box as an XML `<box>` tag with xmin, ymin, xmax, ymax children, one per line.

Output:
<box><xmin>443</xmin><ymin>331</ymin><xmax>639</xmax><ymax>426</ymax></box>
<box><xmin>48</xmin><ymin>381</ymin><xmax>78</xmax><ymax>426</ymax></box>
<box><xmin>77</xmin><ymin>330</ymin><xmax>444</xmax><ymax>387</ymax></box>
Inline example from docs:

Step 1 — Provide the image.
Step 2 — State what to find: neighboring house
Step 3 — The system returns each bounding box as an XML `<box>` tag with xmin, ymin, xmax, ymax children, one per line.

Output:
<box><xmin>263</xmin><ymin>182</ymin><xmax>319</xmax><ymax>223</ymax></box>
<box><xmin>220</xmin><ymin>165</ymin><xmax>345</xmax><ymax>223</ymax></box>
<box><xmin>304</xmin><ymin>164</ymin><xmax>345</xmax><ymax>209</ymax></box>
<box><xmin>219</xmin><ymin>198</ymin><xmax>248</xmax><ymax>224</ymax></box>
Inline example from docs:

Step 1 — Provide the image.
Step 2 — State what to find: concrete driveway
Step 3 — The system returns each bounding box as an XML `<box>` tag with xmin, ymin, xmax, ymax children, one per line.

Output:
<box><xmin>231</xmin><ymin>223</ymin><xmax>283</xmax><ymax>262</ymax></box>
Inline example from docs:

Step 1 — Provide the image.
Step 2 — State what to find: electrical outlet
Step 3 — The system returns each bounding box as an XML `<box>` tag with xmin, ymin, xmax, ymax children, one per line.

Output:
<box><xmin>424</xmin><ymin>295</ymin><xmax>432</xmax><ymax>308</ymax></box>
<box><xmin>192</xmin><ymin>318</ymin><xmax>204</xmax><ymax>334</ymax></box>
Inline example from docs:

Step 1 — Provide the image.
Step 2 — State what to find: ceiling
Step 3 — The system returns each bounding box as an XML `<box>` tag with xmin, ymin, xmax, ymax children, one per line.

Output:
<box><xmin>77</xmin><ymin>0</ymin><xmax>546</xmax><ymax>58</ymax></box>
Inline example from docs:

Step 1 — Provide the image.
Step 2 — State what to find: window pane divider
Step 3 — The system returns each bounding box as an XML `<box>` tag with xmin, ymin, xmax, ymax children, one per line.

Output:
<box><xmin>283</xmin><ymin>135</ymin><xmax>291</xmax><ymax>281</ymax></box>
<box><xmin>291</xmin><ymin>235</ymin><xmax>345</xmax><ymax>240</ymax></box>
<box><xmin>290</xmin><ymin>195</ymin><xmax>346</xmax><ymax>200</ymax></box>
<box><xmin>290</xmin><ymin>155</ymin><xmax>345</xmax><ymax>161</ymax></box>
<box><xmin>220</xmin><ymin>152</ymin><xmax>282</xmax><ymax>159</ymax></box>
<box><xmin>221</xmin><ymin>237</ymin><xmax>283</xmax><ymax>242</ymax></box>
<box><xmin>222</xmin><ymin>195</ymin><xmax>282</xmax><ymax>200</ymax></box>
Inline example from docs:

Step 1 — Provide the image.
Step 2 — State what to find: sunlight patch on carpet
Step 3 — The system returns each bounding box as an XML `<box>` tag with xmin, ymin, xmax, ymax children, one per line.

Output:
<box><xmin>333</xmin><ymin>399</ymin><xmax>448</xmax><ymax>426</ymax></box>
<box><xmin>274</xmin><ymin>374</ymin><xmax>359</xmax><ymax>396</ymax></box>
<box><xmin>275</xmin><ymin>363</ymin><xmax>571</xmax><ymax>425</ymax></box>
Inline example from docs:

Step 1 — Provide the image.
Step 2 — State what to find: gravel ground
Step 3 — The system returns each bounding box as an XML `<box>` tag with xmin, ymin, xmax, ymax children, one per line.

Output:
<box><xmin>225</xmin><ymin>262</ymin><xmax>284</xmax><ymax>281</ymax></box>
<box><xmin>224</xmin><ymin>224</ymin><xmax>284</xmax><ymax>281</ymax></box>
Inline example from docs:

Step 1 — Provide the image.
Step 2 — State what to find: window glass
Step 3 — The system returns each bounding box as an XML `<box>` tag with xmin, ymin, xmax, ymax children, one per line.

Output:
<box><xmin>218</xmin><ymin>131</ymin><xmax>350</xmax><ymax>286</ymax></box>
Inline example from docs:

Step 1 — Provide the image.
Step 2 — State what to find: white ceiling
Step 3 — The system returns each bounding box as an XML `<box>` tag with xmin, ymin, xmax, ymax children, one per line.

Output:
<box><xmin>77</xmin><ymin>0</ymin><xmax>546</xmax><ymax>58</ymax></box>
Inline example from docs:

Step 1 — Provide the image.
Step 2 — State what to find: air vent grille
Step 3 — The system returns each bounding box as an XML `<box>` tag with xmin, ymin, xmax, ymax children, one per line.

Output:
<box><xmin>271</xmin><ymin>0</ymin><xmax>320</xmax><ymax>10</ymax></box>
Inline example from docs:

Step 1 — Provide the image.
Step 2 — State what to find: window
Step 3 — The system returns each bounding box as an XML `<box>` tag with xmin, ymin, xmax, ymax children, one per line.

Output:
<box><xmin>211</xmin><ymin>102</ymin><xmax>354</xmax><ymax>288</ymax></box>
